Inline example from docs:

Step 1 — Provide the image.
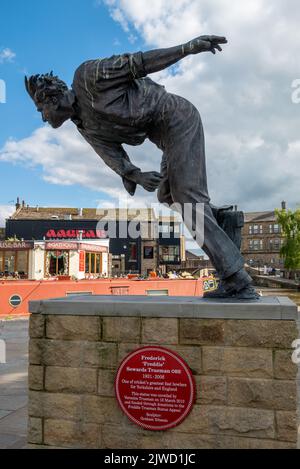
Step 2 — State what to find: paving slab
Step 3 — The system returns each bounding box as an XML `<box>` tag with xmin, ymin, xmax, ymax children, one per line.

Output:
<box><xmin>0</xmin><ymin>433</ymin><xmax>24</xmax><ymax>450</ymax></box>
<box><xmin>0</xmin><ymin>319</ymin><xmax>29</xmax><ymax>449</ymax></box>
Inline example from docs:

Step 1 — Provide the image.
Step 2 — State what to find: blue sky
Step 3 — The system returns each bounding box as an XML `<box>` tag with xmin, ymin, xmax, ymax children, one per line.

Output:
<box><xmin>0</xmin><ymin>0</ymin><xmax>299</xmax><ymax>233</ymax></box>
<box><xmin>0</xmin><ymin>0</ymin><xmax>143</xmax><ymax>210</ymax></box>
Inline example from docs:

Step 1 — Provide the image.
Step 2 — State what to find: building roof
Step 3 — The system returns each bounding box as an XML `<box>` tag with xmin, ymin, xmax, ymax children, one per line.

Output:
<box><xmin>9</xmin><ymin>207</ymin><xmax>157</xmax><ymax>222</ymax></box>
<box><xmin>244</xmin><ymin>211</ymin><xmax>277</xmax><ymax>223</ymax></box>
<box><xmin>185</xmin><ymin>250</ymin><xmax>199</xmax><ymax>260</ymax></box>
<box><xmin>185</xmin><ymin>250</ymin><xmax>204</xmax><ymax>260</ymax></box>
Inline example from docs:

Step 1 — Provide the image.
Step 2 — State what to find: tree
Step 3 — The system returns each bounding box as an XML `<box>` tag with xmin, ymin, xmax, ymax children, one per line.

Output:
<box><xmin>275</xmin><ymin>207</ymin><xmax>300</xmax><ymax>273</ymax></box>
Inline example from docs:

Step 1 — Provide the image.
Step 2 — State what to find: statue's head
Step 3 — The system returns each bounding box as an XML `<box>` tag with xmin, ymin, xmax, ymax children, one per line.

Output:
<box><xmin>25</xmin><ymin>72</ymin><xmax>74</xmax><ymax>128</ymax></box>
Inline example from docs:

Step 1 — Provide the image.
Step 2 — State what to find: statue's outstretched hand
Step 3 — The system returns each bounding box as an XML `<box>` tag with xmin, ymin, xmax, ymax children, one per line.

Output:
<box><xmin>186</xmin><ymin>35</ymin><xmax>228</xmax><ymax>55</ymax></box>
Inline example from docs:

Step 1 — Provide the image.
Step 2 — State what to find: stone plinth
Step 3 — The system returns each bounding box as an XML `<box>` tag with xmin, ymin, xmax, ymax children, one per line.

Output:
<box><xmin>28</xmin><ymin>295</ymin><xmax>299</xmax><ymax>449</ymax></box>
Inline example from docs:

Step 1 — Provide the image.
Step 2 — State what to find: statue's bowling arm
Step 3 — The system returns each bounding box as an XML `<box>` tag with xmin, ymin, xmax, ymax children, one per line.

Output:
<box><xmin>82</xmin><ymin>134</ymin><xmax>142</xmax><ymax>195</ymax></box>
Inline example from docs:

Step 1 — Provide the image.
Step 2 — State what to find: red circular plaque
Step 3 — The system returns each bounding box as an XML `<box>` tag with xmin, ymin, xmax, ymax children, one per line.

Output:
<box><xmin>115</xmin><ymin>346</ymin><xmax>196</xmax><ymax>431</ymax></box>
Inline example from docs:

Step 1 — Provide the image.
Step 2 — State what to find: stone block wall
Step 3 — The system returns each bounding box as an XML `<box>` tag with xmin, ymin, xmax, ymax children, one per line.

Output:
<box><xmin>28</xmin><ymin>297</ymin><xmax>299</xmax><ymax>449</ymax></box>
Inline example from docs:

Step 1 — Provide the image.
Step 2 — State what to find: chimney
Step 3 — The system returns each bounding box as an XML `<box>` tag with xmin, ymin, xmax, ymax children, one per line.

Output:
<box><xmin>281</xmin><ymin>201</ymin><xmax>286</xmax><ymax>210</ymax></box>
<box><xmin>78</xmin><ymin>208</ymin><xmax>83</xmax><ymax>217</ymax></box>
<box><xmin>16</xmin><ymin>197</ymin><xmax>20</xmax><ymax>210</ymax></box>
<box><xmin>22</xmin><ymin>200</ymin><xmax>25</xmax><ymax>208</ymax></box>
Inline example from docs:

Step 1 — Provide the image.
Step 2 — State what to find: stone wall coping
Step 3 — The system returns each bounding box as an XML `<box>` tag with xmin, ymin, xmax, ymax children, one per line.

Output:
<box><xmin>29</xmin><ymin>295</ymin><xmax>298</xmax><ymax>320</ymax></box>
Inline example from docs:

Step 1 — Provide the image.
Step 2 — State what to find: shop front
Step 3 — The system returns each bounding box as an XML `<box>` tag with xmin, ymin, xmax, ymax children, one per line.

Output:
<box><xmin>43</xmin><ymin>241</ymin><xmax>109</xmax><ymax>280</ymax></box>
<box><xmin>0</xmin><ymin>240</ymin><xmax>109</xmax><ymax>280</ymax></box>
<box><xmin>0</xmin><ymin>241</ymin><xmax>33</xmax><ymax>279</ymax></box>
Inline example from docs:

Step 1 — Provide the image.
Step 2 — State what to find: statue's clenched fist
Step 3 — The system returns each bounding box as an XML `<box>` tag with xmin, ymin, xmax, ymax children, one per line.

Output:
<box><xmin>132</xmin><ymin>171</ymin><xmax>163</xmax><ymax>192</ymax></box>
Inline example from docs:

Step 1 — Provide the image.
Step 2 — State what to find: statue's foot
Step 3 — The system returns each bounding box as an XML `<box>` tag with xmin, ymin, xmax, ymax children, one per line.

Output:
<box><xmin>233</xmin><ymin>285</ymin><xmax>260</xmax><ymax>300</ymax></box>
<box><xmin>203</xmin><ymin>284</ymin><xmax>259</xmax><ymax>300</ymax></box>
<box><xmin>203</xmin><ymin>268</ymin><xmax>260</xmax><ymax>300</ymax></box>
<box><xmin>203</xmin><ymin>283</ymin><xmax>234</xmax><ymax>299</ymax></box>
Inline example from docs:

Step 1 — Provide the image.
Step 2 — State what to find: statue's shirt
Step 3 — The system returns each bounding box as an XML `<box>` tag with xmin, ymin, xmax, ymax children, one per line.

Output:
<box><xmin>71</xmin><ymin>52</ymin><xmax>168</xmax><ymax>194</ymax></box>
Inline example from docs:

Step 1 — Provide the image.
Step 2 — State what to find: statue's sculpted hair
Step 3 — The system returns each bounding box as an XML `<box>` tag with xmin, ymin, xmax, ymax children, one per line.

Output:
<box><xmin>25</xmin><ymin>72</ymin><xmax>68</xmax><ymax>105</ymax></box>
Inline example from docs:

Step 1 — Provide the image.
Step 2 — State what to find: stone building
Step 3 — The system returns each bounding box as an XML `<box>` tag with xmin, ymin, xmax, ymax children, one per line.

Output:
<box><xmin>180</xmin><ymin>250</ymin><xmax>212</xmax><ymax>273</ymax></box>
<box><xmin>158</xmin><ymin>215</ymin><xmax>185</xmax><ymax>274</ymax></box>
<box><xmin>241</xmin><ymin>202</ymin><xmax>286</xmax><ymax>269</ymax></box>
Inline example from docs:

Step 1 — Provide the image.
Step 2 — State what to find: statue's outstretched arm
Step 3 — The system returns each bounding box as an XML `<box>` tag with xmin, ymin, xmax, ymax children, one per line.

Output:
<box><xmin>84</xmin><ymin>35</ymin><xmax>227</xmax><ymax>88</ymax></box>
<box><xmin>142</xmin><ymin>35</ymin><xmax>227</xmax><ymax>75</ymax></box>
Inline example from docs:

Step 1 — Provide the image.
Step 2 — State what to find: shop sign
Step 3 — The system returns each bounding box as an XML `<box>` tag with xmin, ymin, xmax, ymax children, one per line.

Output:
<box><xmin>79</xmin><ymin>243</ymin><xmax>108</xmax><ymax>253</ymax></box>
<box><xmin>46</xmin><ymin>242</ymin><xmax>78</xmax><ymax>251</ymax></box>
<box><xmin>0</xmin><ymin>241</ymin><xmax>33</xmax><ymax>251</ymax></box>
<box><xmin>79</xmin><ymin>251</ymin><xmax>85</xmax><ymax>271</ymax></box>
<box><xmin>45</xmin><ymin>229</ymin><xmax>107</xmax><ymax>239</ymax></box>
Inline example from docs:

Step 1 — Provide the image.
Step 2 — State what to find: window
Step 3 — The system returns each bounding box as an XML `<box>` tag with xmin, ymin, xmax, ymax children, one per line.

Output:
<box><xmin>129</xmin><ymin>243</ymin><xmax>137</xmax><ymax>262</ymax></box>
<box><xmin>252</xmin><ymin>225</ymin><xmax>263</xmax><ymax>235</ymax></box>
<box><xmin>85</xmin><ymin>252</ymin><xmax>102</xmax><ymax>274</ymax></box>
<box><xmin>159</xmin><ymin>225</ymin><xmax>169</xmax><ymax>234</ymax></box>
<box><xmin>9</xmin><ymin>295</ymin><xmax>22</xmax><ymax>308</ymax></box>
<box><xmin>249</xmin><ymin>225</ymin><xmax>253</xmax><ymax>235</ymax></box>
<box><xmin>271</xmin><ymin>239</ymin><xmax>277</xmax><ymax>249</ymax></box>
<box><xmin>46</xmin><ymin>251</ymin><xmax>69</xmax><ymax>276</ymax></box>
<box><xmin>0</xmin><ymin>250</ymin><xmax>29</xmax><ymax>278</ymax></box>
<box><xmin>249</xmin><ymin>240</ymin><xmax>263</xmax><ymax>251</ymax></box>
<box><xmin>159</xmin><ymin>245</ymin><xmax>180</xmax><ymax>262</ymax></box>
<box><xmin>146</xmin><ymin>290</ymin><xmax>169</xmax><ymax>296</ymax></box>
<box><xmin>144</xmin><ymin>246</ymin><xmax>154</xmax><ymax>259</ymax></box>
<box><xmin>4</xmin><ymin>251</ymin><xmax>15</xmax><ymax>272</ymax></box>
<box><xmin>269</xmin><ymin>224</ymin><xmax>280</xmax><ymax>234</ymax></box>
<box><xmin>269</xmin><ymin>239</ymin><xmax>281</xmax><ymax>251</ymax></box>
<box><xmin>143</xmin><ymin>222</ymin><xmax>157</xmax><ymax>239</ymax></box>
<box><xmin>17</xmin><ymin>251</ymin><xmax>28</xmax><ymax>274</ymax></box>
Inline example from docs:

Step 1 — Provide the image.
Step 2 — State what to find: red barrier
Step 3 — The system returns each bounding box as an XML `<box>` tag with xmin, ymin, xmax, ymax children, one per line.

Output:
<box><xmin>0</xmin><ymin>278</ymin><xmax>204</xmax><ymax>317</ymax></box>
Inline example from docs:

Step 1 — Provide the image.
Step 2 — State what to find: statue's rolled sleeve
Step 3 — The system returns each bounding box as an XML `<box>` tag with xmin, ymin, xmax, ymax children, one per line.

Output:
<box><xmin>94</xmin><ymin>52</ymin><xmax>147</xmax><ymax>86</ymax></box>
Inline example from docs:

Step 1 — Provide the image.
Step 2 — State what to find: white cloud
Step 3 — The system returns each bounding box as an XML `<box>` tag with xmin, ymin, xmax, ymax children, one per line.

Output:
<box><xmin>0</xmin><ymin>122</ymin><xmax>161</xmax><ymax>205</ymax></box>
<box><xmin>100</xmin><ymin>0</ymin><xmax>300</xmax><ymax>212</ymax></box>
<box><xmin>0</xmin><ymin>205</ymin><xmax>15</xmax><ymax>227</ymax></box>
<box><xmin>0</xmin><ymin>48</ymin><xmax>16</xmax><ymax>63</ymax></box>
<box><xmin>0</xmin><ymin>122</ymin><xmax>120</xmax><ymax>191</ymax></box>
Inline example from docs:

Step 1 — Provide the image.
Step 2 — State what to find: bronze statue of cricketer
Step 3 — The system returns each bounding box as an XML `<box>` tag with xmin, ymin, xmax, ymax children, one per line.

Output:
<box><xmin>25</xmin><ymin>35</ymin><xmax>258</xmax><ymax>299</ymax></box>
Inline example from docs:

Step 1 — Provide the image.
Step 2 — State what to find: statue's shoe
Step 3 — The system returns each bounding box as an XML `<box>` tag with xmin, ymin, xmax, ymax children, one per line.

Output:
<box><xmin>203</xmin><ymin>283</ymin><xmax>235</xmax><ymax>299</ymax></box>
<box><xmin>233</xmin><ymin>286</ymin><xmax>260</xmax><ymax>300</ymax></box>
<box><xmin>203</xmin><ymin>284</ymin><xmax>260</xmax><ymax>300</ymax></box>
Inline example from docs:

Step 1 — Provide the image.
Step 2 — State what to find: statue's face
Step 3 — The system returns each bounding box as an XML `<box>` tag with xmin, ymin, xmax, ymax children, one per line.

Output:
<box><xmin>37</xmin><ymin>93</ymin><xmax>73</xmax><ymax>129</ymax></box>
